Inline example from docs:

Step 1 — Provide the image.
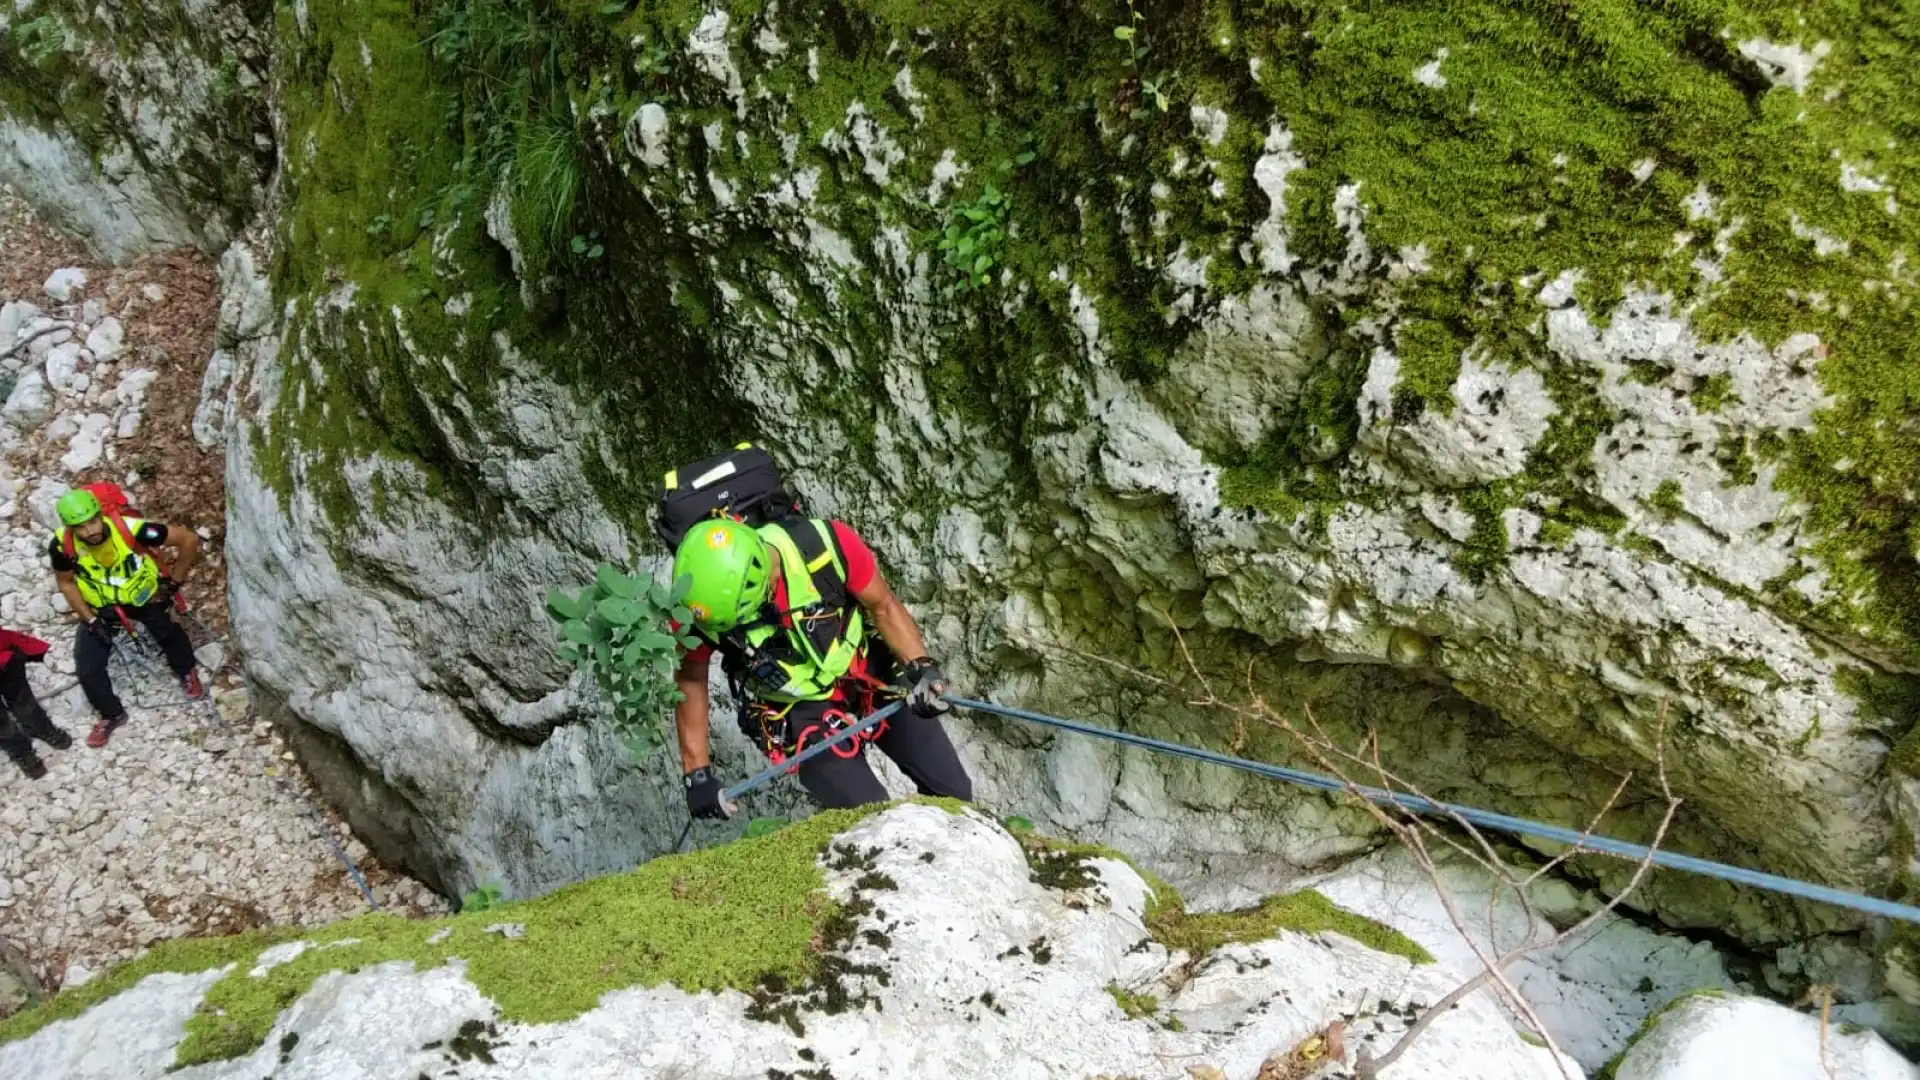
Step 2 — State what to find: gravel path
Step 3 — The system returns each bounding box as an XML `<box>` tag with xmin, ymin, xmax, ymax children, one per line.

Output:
<box><xmin>0</xmin><ymin>187</ymin><xmax>444</xmax><ymax>998</ymax></box>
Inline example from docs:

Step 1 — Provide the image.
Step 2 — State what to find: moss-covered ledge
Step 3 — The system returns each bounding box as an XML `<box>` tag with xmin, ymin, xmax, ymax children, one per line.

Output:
<box><xmin>0</xmin><ymin>804</ymin><xmax>896</xmax><ymax>1067</ymax></box>
<box><xmin>1014</xmin><ymin>828</ymin><xmax>1433</xmax><ymax>965</ymax></box>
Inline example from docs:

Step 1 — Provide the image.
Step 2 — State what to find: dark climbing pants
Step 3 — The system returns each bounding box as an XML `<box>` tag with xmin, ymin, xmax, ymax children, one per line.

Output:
<box><xmin>75</xmin><ymin>601</ymin><xmax>197</xmax><ymax>719</ymax></box>
<box><xmin>767</xmin><ymin>699</ymin><xmax>973</xmax><ymax>809</ymax></box>
<box><xmin>0</xmin><ymin>653</ymin><xmax>57</xmax><ymax>760</ymax></box>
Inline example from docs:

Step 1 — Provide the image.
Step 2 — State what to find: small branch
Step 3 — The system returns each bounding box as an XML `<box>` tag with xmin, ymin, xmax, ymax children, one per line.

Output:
<box><xmin>1</xmin><ymin>321</ymin><xmax>73</xmax><ymax>363</ymax></box>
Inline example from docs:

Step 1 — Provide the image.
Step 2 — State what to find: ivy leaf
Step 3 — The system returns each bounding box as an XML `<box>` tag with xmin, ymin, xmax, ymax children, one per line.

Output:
<box><xmin>596</xmin><ymin>564</ymin><xmax>640</xmax><ymax>598</ymax></box>
<box><xmin>1113</xmin><ymin>25</ymin><xmax>1135</xmax><ymax>40</ymax></box>
<box><xmin>1014</xmin><ymin>150</ymin><xmax>1036</xmax><ymax>165</ymax></box>
<box><xmin>571</xmin><ymin>234</ymin><xmax>589</xmax><ymax>254</ymax></box>
<box><xmin>545</xmin><ymin>589</ymin><xmax>588</xmax><ymax>623</ymax></box>
<box><xmin>972</xmin><ymin>254</ymin><xmax>994</xmax><ymax>274</ymax></box>
<box><xmin>587</xmin><ymin>244</ymin><xmax>605</xmax><ymax>259</ymax></box>
<box><xmin>601</xmin><ymin>596</ymin><xmax>649</xmax><ymax>626</ymax></box>
<box><xmin>562</xmin><ymin>621</ymin><xmax>596</xmax><ymax>644</ymax></box>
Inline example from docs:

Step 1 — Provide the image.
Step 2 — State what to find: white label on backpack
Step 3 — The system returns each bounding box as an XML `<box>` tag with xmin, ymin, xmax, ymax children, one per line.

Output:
<box><xmin>692</xmin><ymin>461</ymin><xmax>739</xmax><ymax>489</ymax></box>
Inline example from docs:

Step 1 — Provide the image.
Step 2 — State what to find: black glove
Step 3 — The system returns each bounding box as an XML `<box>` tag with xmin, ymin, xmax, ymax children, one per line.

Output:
<box><xmin>154</xmin><ymin>578</ymin><xmax>181</xmax><ymax>606</ymax></box>
<box><xmin>903</xmin><ymin>656</ymin><xmax>952</xmax><ymax>718</ymax></box>
<box><xmin>82</xmin><ymin>617</ymin><xmax>111</xmax><ymax>643</ymax></box>
<box><xmin>684</xmin><ymin>767</ymin><xmax>729</xmax><ymax>820</ymax></box>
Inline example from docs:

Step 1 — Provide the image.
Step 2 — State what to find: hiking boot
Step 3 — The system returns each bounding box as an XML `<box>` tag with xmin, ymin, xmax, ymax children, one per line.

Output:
<box><xmin>30</xmin><ymin>721</ymin><xmax>72</xmax><ymax>751</ymax></box>
<box><xmin>86</xmin><ymin>714</ymin><xmax>126</xmax><ymax>749</ymax></box>
<box><xmin>10</xmin><ymin>751</ymin><xmax>46</xmax><ymax>780</ymax></box>
<box><xmin>181</xmin><ymin>670</ymin><xmax>205</xmax><ymax>700</ymax></box>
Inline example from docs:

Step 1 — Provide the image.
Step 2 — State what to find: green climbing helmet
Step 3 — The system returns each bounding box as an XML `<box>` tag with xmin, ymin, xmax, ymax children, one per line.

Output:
<box><xmin>56</xmin><ymin>489</ymin><xmax>101</xmax><ymax>527</ymax></box>
<box><xmin>672</xmin><ymin>519</ymin><xmax>775</xmax><ymax>633</ymax></box>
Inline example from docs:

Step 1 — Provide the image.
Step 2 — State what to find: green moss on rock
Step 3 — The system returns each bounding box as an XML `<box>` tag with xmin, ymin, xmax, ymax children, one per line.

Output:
<box><xmin>1015</xmin><ymin>831</ymin><xmax>1432</xmax><ymax>965</ymax></box>
<box><xmin>0</xmin><ymin>805</ymin><xmax>888</xmax><ymax>1065</ymax></box>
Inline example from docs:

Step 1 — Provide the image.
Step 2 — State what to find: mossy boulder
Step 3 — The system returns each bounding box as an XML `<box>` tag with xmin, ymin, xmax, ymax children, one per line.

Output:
<box><xmin>0</xmin><ymin>804</ymin><xmax>1571</xmax><ymax>1079</ymax></box>
<box><xmin>6</xmin><ymin>0</ymin><xmax>1920</xmax><ymax>1037</ymax></box>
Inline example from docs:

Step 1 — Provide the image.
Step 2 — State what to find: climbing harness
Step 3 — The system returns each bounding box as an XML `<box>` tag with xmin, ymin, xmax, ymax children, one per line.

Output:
<box><xmin>708</xmin><ymin>693</ymin><xmax>1920</xmax><ymax>926</ymax></box>
<box><xmin>672</xmin><ymin>701</ymin><xmax>903</xmax><ymax>853</ymax></box>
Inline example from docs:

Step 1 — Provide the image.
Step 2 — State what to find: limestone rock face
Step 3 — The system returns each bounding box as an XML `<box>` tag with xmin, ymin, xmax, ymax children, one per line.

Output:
<box><xmin>0</xmin><ymin>806</ymin><xmax>1577</xmax><ymax>1080</ymax></box>
<box><xmin>9</xmin><ymin>0</ymin><xmax>1920</xmax><ymax>1041</ymax></box>
<box><xmin>0</xmin><ymin>1</ymin><xmax>272</xmax><ymax>261</ymax></box>
<box><xmin>1614</xmin><ymin>993</ymin><xmax>1920</xmax><ymax>1080</ymax></box>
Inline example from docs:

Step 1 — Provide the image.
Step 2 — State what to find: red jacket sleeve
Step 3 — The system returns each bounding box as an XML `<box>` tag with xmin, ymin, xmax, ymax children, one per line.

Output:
<box><xmin>0</xmin><ymin>628</ymin><xmax>51</xmax><ymax>665</ymax></box>
<box><xmin>830</xmin><ymin>521</ymin><xmax>877</xmax><ymax>594</ymax></box>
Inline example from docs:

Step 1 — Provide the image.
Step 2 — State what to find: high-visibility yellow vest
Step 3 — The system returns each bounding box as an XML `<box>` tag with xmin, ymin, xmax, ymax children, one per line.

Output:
<box><xmin>732</xmin><ymin>519</ymin><xmax>865</xmax><ymax>703</ymax></box>
<box><xmin>54</xmin><ymin>517</ymin><xmax>160</xmax><ymax>608</ymax></box>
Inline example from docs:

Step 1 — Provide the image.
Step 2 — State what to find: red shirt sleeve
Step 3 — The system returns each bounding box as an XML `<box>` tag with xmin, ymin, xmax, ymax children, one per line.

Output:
<box><xmin>831</xmin><ymin>521</ymin><xmax>877</xmax><ymax>594</ymax></box>
<box><xmin>669</xmin><ymin>619</ymin><xmax>713</xmax><ymax>664</ymax></box>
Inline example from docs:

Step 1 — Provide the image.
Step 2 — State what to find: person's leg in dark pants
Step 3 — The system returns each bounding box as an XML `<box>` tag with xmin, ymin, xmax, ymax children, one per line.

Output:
<box><xmin>783</xmin><ymin>701</ymin><xmax>891</xmax><ymax>808</ymax></box>
<box><xmin>131</xmin><ymin>603</ymin><xmax>197</xmax><ymax>678</ymax></box>
<box><xmin>0</xmin><ymin>703</ymin><xmax>41</xmax><ymax>778</ymax></box>
<box><xmin>74</xmin><ymin>620</ymin><xmax>123</xmax><ymax>720</ymax></box>
<box><xmin>0</xmin><ymin>653</ymin><xmax>67</xmax><ymax>749</ymax></box>
<box><xmin>872</xmin><ymin>708</ymin><xmax>973</xmax><ymax>801</ymax></box>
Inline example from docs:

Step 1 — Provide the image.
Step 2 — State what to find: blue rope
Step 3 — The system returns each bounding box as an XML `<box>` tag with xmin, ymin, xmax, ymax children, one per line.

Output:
<box><xmin>724</xmin><ymin>701</ymin><xmax>904</xmax><ymax>802</ymax></box>
<box><xmin>947</xmin><ymin>696</ymin><xmax>1920</xmax><ymax>926</ymax></box>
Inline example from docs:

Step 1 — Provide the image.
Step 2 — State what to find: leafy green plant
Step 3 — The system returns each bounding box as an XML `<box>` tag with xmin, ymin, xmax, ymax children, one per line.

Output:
<box><xmin>569</xmin><ymin>233</ymin><xmax>606</xmax><ymax>259</ymax></box>
<box><xmin>545</xmin><ymin>566</ymin><xmax>702</xmax><ymax>761</ymax></box>
<box><xmin>1112</xmin><ymin>0</ymin><xmax>1147</xmax><ymax>68</ymax></box>
<box><xmin>462</xmin><ymin>883</ymin><xmax>504</xmax><ymax>912</ymax></box>
<box><xmin>936</xmin><ymin>184</ymin><xmax>1010</xmax><ymax>288</ymax></box>
<box><xmin>364</xmin><ymin>214</ymin><xmax>393</xmax><ymax>237</ymax></box>
<box><xmin>11</xmin><ymin>15</ymin><xmax>73</xmax><ymax>68</ymax></box>
<box><xmin>1137</xmin><ymin>72</ymin><xmax>1177</xmax><ymax>117</ymax></box>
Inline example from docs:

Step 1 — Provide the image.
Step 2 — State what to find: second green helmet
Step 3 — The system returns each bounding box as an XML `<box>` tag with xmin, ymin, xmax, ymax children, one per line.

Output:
<box><xmin>673</xmin><ymin>519</ymin><xmax>775</xmax><ymax>633</ymax></box>
<box><xmin>56</xmin><ymin>489</ymin><xmax>101</xmax><ymax>526</ymax></box>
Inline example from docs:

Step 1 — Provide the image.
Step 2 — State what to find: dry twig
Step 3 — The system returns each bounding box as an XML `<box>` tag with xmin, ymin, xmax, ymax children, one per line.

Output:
<box><xmin>1014</xmin><ymin>622</ymin><xmax>1685</xmax><ymax>1079</ymax></box>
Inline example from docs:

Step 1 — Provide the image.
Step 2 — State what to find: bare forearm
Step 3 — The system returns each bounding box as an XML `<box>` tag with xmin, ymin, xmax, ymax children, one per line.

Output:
<box><xmin>168</xmin><ymin>531</ymin><xmax>201</xmax><ymax>581</ymax></box>
<box><xmin>675</xmin><ymin>674</ymin><xmax>712</xmax><ymax>772</ymax></box>
<box><xmin>869</xmin><ymin>594</ymin><xmax>929</xmax><ymax>662</ymax></box>
<box><xmin>57</xmin><ymin>579</ymin><xmax>93</xmax><ymax>622</ymax></box>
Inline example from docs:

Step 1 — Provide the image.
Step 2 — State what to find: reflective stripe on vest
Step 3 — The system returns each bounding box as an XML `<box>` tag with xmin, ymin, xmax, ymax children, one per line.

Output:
<box><xmin>55</xmin><ymin>518</ymin><xmax>159</xmax><ymax>608</ymax></box>
<box><xmin>742</xmin><ymin>519</ymin><xmax>865</xmax><ymax>703</ymax></box>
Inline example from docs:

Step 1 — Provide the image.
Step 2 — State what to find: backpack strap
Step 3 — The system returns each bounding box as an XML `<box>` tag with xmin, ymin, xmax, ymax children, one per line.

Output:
<box><xmin>59</xmin><ymin>512</ymin><xmax>151</xmax><ymax>563</ymax></box>
<box><xmin>782</xmin><ymin>517</ymin><xmax>848</xmax><ymax>610</ymax></box>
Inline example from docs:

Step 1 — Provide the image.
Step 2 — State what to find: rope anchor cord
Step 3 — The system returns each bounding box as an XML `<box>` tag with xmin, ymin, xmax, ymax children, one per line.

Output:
<box><xmin>942</xmin><ymin>696</ymin><xmax>1920</xmax><ymax>926</ymax></box>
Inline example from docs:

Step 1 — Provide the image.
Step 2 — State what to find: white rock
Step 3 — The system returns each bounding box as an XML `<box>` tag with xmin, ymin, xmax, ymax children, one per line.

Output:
<box><xmin>43</xmin><ymin>342</ymin><xmax>85</xmax><ymax>392</ymax></box>
<box><xmin>0</xmin><ymin>807</ymin><xmax>1570</xmax><ymax>1080</ymax></box>
<box><xmin>43</xmin><ymin>268</ymin><xmax>89</xmax><ymax>304</ymax></box>
<box><xmin>1309</xmin><ymin>846</ymin><xmax>1736</xmax><ymax>1070</ymax></box>
<box><xmin>1</xmin><ymin>371</ymin><xmax>53</xmax><ymax>430</ymax></box>
<box><xmin>22</xmin><ymin>319</ymin><xmax>71</xmax><ymax>359</ymax></box>
<box><xmin>1615</xmin><ymin>993</ymin><xmax>1917</xmax><ymax>1079</ymax></box>
<box><xmin>83</xmin><ymin>318</ymin><xmax>124</xmax><ymax>362</ymax></box>
<box><xmin>0</xmin><ymin>300</ymin><xmax>41</xmax><ymax>348</ymax></box>
<box><xmin>60</xmin><ymin>414</ymin><xmax>114</xmax><ymax>473</ymax></box>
